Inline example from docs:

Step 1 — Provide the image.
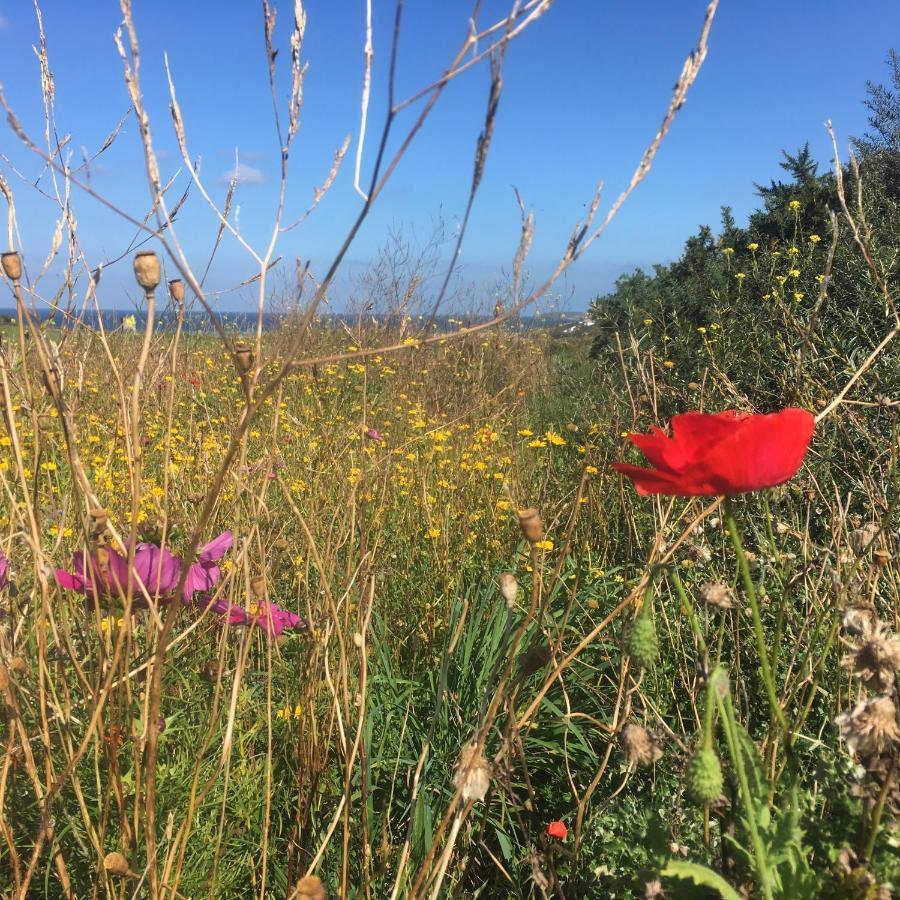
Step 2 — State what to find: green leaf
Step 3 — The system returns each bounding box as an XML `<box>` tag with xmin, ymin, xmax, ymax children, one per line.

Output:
<box><xmin>660</xmin><ymin>860</ymin><xmax>742</xmax><ymax>900</ymax></box>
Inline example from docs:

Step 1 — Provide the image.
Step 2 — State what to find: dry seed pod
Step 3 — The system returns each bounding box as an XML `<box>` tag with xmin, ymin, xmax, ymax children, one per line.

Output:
<box><xmin>454</xmin><ymin>741</ymin><xmax>491</xmax><ymax>802</ymax></box>
<box><xmin>102</xmin><ymin>851</ymin><xmax>130</xmax><ymax>877</ymax></box>
<box><xmin>517</xmin><ymin>508</ymin><xmax>544</xmax><ymax>544</ymax></box>
<box><xmin>235</xmin><ymin>343</ymin><xmax>254</xmax><ymax>374</ymax></box>
<box><xmin>8</xmin><ymin>657</ymin><xmax>27</xmax><ymax>675</ymax></box>
<box><xmin>498</xmin><ymin>572</ymin><xmax>518</xmax><ymax>607</ymax></box>
<box><xmin>850</xmin><ymin>524</ymin><xmax>880</xmax><ymax>557</ymax></box>
<box><xmin>133</xmin><ymin>251</ymin><xmax>161</xmax><ymax>290</ymax></box>
<box><xmin>0</xmin><ymin>663</ymin><xmax>8</xmax><ymax>692</ymax></box>
<box><xmin>619</xmin><ymin>723</ymin><xmax>663</xmax><ymax>768</ymax></box>
<box><xmin>250</xmin><ymin>575</ymin><xmax>266</xmax><ymax>597</ymax></box>
<box><xmin>700</xmin><ymin>581</ymin><xmax>734</xmax><ymax>610</ymax></box>
<box><xmin>873</xmin><ymin>548</ymin><xmax>891</xmax><ymax>568</ymax></box>
<box><xmin>168</xmin><ymin>278</ymin><xmax>185</xmax><ymax>303</ymax></box>
<box><xmin>294</xmin><ymin>875</ymin><xmax>325</xmax><ymax>900</ymax></box>
<box><xmin>89</xmin><ymin>507</ymin><xmax>109</xmax><ymax>534</ymax></box>
<box><xmin>1</xmin><ymin>252</ymin><xmax>22</xmax><ymax>281</ymax></box>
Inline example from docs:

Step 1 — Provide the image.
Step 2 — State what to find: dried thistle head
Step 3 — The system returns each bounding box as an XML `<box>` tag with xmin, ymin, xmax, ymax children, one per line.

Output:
<box><xmin>132</xmin><ymin>251</ymin><xmax>161</xmax><ymax>291</ymax></box>
<box><xmin>517</xmin><ymin>508</ymin><xmax>544</xmax><ymax>544</ymax></box>
<box><xmin>841</xmin><ymin>604</ymin><xmax>879</xmax><ymax>638</ymax></box>
<box><xmin>619</xmin><ymin>723</ymin><xmax>662</xmax><ymax>769</ymax></box>
<box><xmin>836</xmin><ymin>695</ymin><xmax>900</xmax><ymax>759</ymax></box>
<box><xmin>454</xmin><ymin>741</ymin><xmax>491</xmax><ymax>802</ymax></box>
<box><xmin>850</xmin><ymin>523</ymin><xmax>880</xmax><ymax>557</ymax></box>
<box><xmin>700</xmin><ymin>581</ymin><xmax>734</xmax><ymax>610</ymax></box>
<box><xmin>498</xmin><ymin>572</ymin><xmax>518</xmax><ymax>607</ymax></box>
<box><xmin>843</xmin><ymin>624</ymin><xmax>900</xmax><ymax>693</ymax></box>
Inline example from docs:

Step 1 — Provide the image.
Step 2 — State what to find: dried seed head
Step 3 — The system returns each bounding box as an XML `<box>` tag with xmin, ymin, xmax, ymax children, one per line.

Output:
<box><xmin>250</xmin><ymin>576</ymin><xmax>266</xmax><ymax>598</ymax></box>
<box><xmin>517</xmin><ymin>508</ymin><xmax>544</xmax><ymax>544</ymax></box>
<box><xmin>619</xmin><ymin>723</ymin><xmax>662</xmax><ymax>768</ymax></box>
<box><xmin>132</xmin><ymin>252</ymin><xmax>161</xmax><ymax>291</ymax></box>
<box><xmin>873</xmin><ymin>548</ymin><xmax>891</xmax><ymax>568</ymax></box>
<box><xmin>843</xmin><ymin>625</ymin><xmax>900</xmax><ymax>693</ymax></box>
<box><xmin>700</xmin><ymin>581</ymin><xmax>734</xmax><ymax>610</ymax></box>
<box><xmin>841</xmin><ymin>604</ymin><xmax>879</xmax><ymax>638</ymax></box>
<box><xmin>454</xmin><ymin>741</ymin><xmax>491</xmax><ymax>802</ymax></box>
<box><xmin>1</xmin><ymin>251</ymin><xmax>22</xmax><ymax>281</ymax></box>
<box><xmin>89</xmin><ymin>507</ymin><xmax>108</xmax><ymax>534</ymax></box>
<box><xmin>9</xmin><ymin>656</ymin><xmax>28</xmax><ymax>675</ymax></box>
<box><xmin>168</xmin><ymin>278</ymin><xmax>185</xmax><ymax>303</ymax></box>
<box><xmin>850</xmin><ymin>523</ymin><xmax>880</xmax><ymax>557</ymax></box>
<box><xmin>103</xmin><ymin>851</ymin><xmax>130</xmax><ymax>877</ymax></box>
<box><xmin>0</xmin><ymin>663</ymin><xmax>8</xmax><ymax>691</ymax></box>
<box><xmin>836</xmin><ymin>695</ymin><xmax>900</xmax><ymax>758</ymax></box>
<box><xmin>294</xmin><ymin>875</ymin><xmax>325</xmax><ymax>900</ymax></box>
<box><xmin>235</xmin><ymin>343</ymin><xmax>254</xmax><ymax>374</ymax></box>
<box><xmin>498</xmin><ymin>572</ymin><xmax>518</xmax><ymax>607</ymax></box>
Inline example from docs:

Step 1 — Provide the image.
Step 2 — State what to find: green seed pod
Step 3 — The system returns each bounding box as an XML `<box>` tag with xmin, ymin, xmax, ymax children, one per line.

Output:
<box><xmin>685</xmin><ymin>748</ymin><xmax>723</xmax><ymax>805</ymax></box>
<box><xmin>626</xmin><ymin>614</ymin><xmax>658</xmax><ymax>669</ymax></box>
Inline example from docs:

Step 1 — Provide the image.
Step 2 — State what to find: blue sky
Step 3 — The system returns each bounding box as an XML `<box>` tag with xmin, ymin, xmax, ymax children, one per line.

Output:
<box><xmin>0</xmin><ymin>1</ymin><xmax>896</xmax><ymax>313</ymax></box>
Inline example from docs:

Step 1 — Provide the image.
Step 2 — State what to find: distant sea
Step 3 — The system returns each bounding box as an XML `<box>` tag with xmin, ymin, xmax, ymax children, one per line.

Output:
<box><xmin>0</xmin><ymin>307</ymin><xmax>584</xmax><ymax>334</ymax></box>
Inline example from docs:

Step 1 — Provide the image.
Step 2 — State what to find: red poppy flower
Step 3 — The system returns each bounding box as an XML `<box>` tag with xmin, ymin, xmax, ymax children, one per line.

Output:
<box><xmin>546</xmin><ymin>820</ymin><xmax>568</xmax><ymax>840</ymax></box>
<box><xmin>613</xmin><ymin>408</ymin><xmax>814</xmax><ymax>497</ymax></box>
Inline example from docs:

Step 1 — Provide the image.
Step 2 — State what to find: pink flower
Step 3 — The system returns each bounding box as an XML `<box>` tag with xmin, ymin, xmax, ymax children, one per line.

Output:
<box><xmin>183</xmin><ymin>531</ymin><xmax>232</xmax><ymax>604</ymax></box>
<box><xmin>212</xmin><ymin>598</ymin><xmax>307</xmax><ymax>638</ymax></box>
<box><xmin>56</xmin><ymin>543</ymin><xmax>181</xmax><ymax>606</ymax></box>
<box><xmin>0</xmin><ymin>551</ymin><xmax>8</xmax><ymax>592</ymax></box>
<box><xmin>365</xmin><ymin>428</ymin><xmax>382</xmax><ymax>442</ymax></box>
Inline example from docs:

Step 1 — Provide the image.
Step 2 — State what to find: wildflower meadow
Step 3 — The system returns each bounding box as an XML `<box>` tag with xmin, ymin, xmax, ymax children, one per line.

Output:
<box><xmin>0</xmin><ymin>3</ymin><xmax>898</xmax><ymax>898</ymax></box>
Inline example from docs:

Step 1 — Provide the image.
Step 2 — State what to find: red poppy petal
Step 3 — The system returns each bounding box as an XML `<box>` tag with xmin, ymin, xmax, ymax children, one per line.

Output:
<box><xmin>695</xmin><ymin>408</ymin><xmax>814</xmax><ymax>493</ymax></box>
<box><xmin>612</xmin><ymin>462</ymin><xmax>704</xmax><ymax>496</ymax></box>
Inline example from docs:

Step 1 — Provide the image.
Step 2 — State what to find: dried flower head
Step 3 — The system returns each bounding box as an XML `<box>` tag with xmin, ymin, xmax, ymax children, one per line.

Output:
<box><xmin>841</xmin><ymin>604</ymin><xmax>879</xmax><ymax>638</ymax></box>
<box><xmin>517</xmin><ymin>508</ymin><xmax>544</xmax><ymax>544</ymax></box>
<box><xmin>132</xmin><ymin>251</ymin><xmax>161</xmax><ymax>291</ymax></box>
<box><xmin>843</xmin><ymin>624</ymin><xmax>900</xmax><ymax>692</ymax></box>
<box><xmin>836</xmin><ymin>695</ymin><xmax>900</xmax><ymax>758</ymax></box>
<box><xmin>700</xmin><ymin>581</ymin><xmax>734</xmax><ymax>610</ymax></box>
<box><xmin>454</xmin><ymin>741</ymin><xmax>491</xmax><ymax>802</ymax></box>
<box><xmin>102</xmin><ymin>851</ymin><xmax>130</xmax><ymax>877</ymax></box>
<box><xmin>619</xmin><ymin>723</ymin><xmax>662</xmax><ymax>768</ymax></box>
<box><xmin>1</xmin><ymin>251</ymin><xmax>22</xmax><ymax>281</ymax></box>
<box><xmin>498</xmin><ymin>572</ymin><xmax>518</xmax><ymax>607</ymax></box>
<box><xmin>235</xmin><ymin>342</ymin><xmax>254</xmax><ymax>374</ymax></box>
<box><xmin>294</xmin><ymin>875</ymin><xmax>325</xmax><ymax>900</ymax></box>
<box><xmin>168</xmin><ymin>278</ymin><xmax>185</xmax><ymax>303</ymax></box>
<box><xmin>850</xmin><ymin>523</ymin><xmax>880</xmax><ymax>557</ymax></box>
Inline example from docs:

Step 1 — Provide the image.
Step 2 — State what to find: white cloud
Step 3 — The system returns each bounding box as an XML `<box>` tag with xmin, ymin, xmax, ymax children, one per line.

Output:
<box><xmin>220</xmin><ymin>163</ymin><xmax>265</xmax><ymax>186</ymax></box>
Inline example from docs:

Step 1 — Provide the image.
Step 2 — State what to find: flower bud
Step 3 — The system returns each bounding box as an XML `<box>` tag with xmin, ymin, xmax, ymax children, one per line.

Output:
<box><xmin>133</xmin><ymin>252</ymin><xmax>161</xmax><ymax>291</ymax></box>
<box><xmin>684</xmin><ymin>748</ymin><xmax>723</xmax><ymax>805</ymax></box>
<box><xmin>1</xmin><ymin>252</ymin><xmax>22</xmax><ymax>281</ymax></box>
<box><xmin>168</xmin><ymin>278</ymin><xmax>185</xmax><ymax>303</ymax></box>
<box><xmin>626</xmin><ymin>614</ymin><xmax>658</xmax><ymax>670</ymax></box>
<box><xmin>517</xmin><ymin>508</ymin><xmax>544</xmax><ymax>544</ymax></box>
<box><xmin>498</xmin><ymin>572</ymin><xmax>518</xmax><ymax>607</ymax></box>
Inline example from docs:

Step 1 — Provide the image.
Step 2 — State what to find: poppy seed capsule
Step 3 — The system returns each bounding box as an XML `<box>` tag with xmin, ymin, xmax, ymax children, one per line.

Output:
<box><xmin>1</xmin><ymin>251</ymin><xmax>22</xmax><ymax>281</ymax></box>
<box><xmin>168</xmin><ymin>278</ymin><xmax>185</xmax><ymax>303</ymax></box>
<box><xmin>498</xmin><ymin>572</ymin><xmax>518</xmax><ymax>607</ymax></box>
<box><xmin>133</xmin><ymin>252</ymin><xmax>161</xmax><ymax>291</ymax></box>
<box><xmin>685</xmin><ymin>748</ymin><xmax>723</xmax><ymax>805</ymax></box>
<box><xmin>235</xmin><ymin>343</ymin><xmax>254</xmax><ymax>374</ymax></box>
<box><xmin>103</xmin><ymin>851</ymin><xmax>130</xmax><ymax>877</ymax></box>
<box><xmin>517</xmin><ymin>508</ymin><xmax>544</xmax><ymax>544</ymax></box>
<box><xmin>294</xmin><ymin>875</ymin><xmax>325</xmax><ymax>900</ymax></box>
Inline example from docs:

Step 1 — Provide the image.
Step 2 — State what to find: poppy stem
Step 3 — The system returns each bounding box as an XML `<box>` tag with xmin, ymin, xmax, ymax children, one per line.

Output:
<box><xmin>722</xmin><ymin>498</ymin><xmax>787</xmax><ymax>732</ymax></box>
